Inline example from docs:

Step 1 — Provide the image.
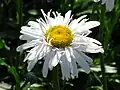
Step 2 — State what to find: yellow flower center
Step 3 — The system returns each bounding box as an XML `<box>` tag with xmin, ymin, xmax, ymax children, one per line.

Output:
<box><xmin>45</xmin><ymin>25</ymin><xmax>74</xmax><ymax>48</ymax></box>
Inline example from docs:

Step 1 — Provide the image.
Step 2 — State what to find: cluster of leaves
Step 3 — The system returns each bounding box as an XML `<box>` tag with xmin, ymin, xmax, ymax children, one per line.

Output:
<box><xmin>0</xmin><ymin>0</ymin><xmax>120</xmax><ymax>90</ymax></box>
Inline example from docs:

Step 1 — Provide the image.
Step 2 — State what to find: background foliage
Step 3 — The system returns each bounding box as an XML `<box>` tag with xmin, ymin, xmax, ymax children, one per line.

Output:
<box><xmin>0</xmin><ymin>0</ymin><xmax>120</xmax><ymax>90</ymax></box>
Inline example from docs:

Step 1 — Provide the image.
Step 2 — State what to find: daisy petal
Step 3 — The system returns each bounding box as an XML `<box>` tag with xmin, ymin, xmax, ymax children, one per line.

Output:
<box><xmin>71</xmin><ymin>60</ymin><xmax>78</xmax><ymax>77</ymax></box>
<box><xmin>79</xmin><ymin>52</ymin><xmax>92</xmax><ymax>63</ymax></box>
<box><xmin>27</xmin><ymin>58</ymin><xmax>38</xmax><ymax>71</ymax></box>
<box><xmin>28</xmin><ymin>21</ymin><xmax>41</xmax><ymax>29</ymax></box>
<box><xmin>28</xmin><ymin>51</ymin><xmax>37</xmax><ymax>60</ymax></box>
<box><xmin>42</xmin><ymin>53</ymin><xmax>51</xmax><ymax>77</ymax></box>
<box><xmin>47</xmin><ymin>17</ymin><xmax>56</xmax><ymax>26</ymax></box>
<box><xmin>16</xmin><ymin>40</ymin><xmax>40</xmax><ymax>52</ymax></box>
<box><xmin>106</xmin><ymin>0</ymin><xmax>114</xmax><ymax>11</ymax></box>
<box><xmin>27</xmin><ymin>46</ymin><xmax>40</xmax><ymax>60</ymax></box>
<box><xmin>85</xmin><ymin>37</ymin><xmax>102</xmax><ymax>45</ymax></box>
<box><xmin>48</xmin><ymin>50</ymin><xmax>56</xmax><ymax>70</ymax></box>
<box><xmin>60</xmin><ymin>55</ymin><xmax>71</xmax><ymax>80</ymax></box>
<box><xmin>56</xmin><ymin>16</ymin><xmax>64</xmax><ymax>25</ymax></box>
<box><xmin>41</xmin><ymin>9</ymin><xmax>48</xmax><ymax>24</ymax></box>
<box><xmin>73</xmin><ymin>50</ymin><xmax>90</xmax><ymax>73</ymax></box>
<box><xmin>19</xmin><ymin>35</ymin><xmax>37</xmax><ymax>40</ymax></box>
<box><xmin>75</xmin><ymin>21</ymin><xmax>100</xmax><ymax>32</ymax></box>
<box><xmin>60</xmin><ymin>60</ymin><xmax>65</xmax><ymax>80</ymax></box>
<box><xmin>102</xmin><ymin>0</ymin><xmax>106</xmax><ymax>4</ymax></box>
<box><xmin>83</xmin><ymin>21</ymin><xmax>100</xmax><ymax>29</ymax></box>
<box><xmin>69</xmin><ymin>15</ymin><xmax>87</xmax><ymax>28</ymax></box>
<box><xmin>86</xmin><ymin>43</ymin><xmax>104</xmax><ymax>53</ymax></box>
<box><xmin>51</xmin><ymin>53</ymin><xmax>59</xmax><ymax>67</ymax></box>
<box><xmin>21</xmin><ymin>26</ymin><xmax>42</xmax><ymax>38</ymax></box>
<box><xmin>65</xmin><ymin>48</ymin><xmax>72</xmax><ymax>62</ymax></box>
<box><xmin>64</xmin><ymin>10</ymin><xmax>72</xmax><ymax>25</ymax></box>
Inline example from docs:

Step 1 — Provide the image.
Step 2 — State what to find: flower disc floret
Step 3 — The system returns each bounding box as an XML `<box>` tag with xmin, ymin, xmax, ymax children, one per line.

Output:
<box><xmin>45</xmin><ymin>25</ymin><xmax>74</xmax><ymax>48</ymax></box>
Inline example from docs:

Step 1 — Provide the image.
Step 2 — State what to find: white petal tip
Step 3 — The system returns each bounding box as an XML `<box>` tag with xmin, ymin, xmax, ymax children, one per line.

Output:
<box><xmin>101</xmin><ymin>49</ymin><xmax>104</xmax><ymax>54</ymax></box>
<box><xmin>43</xmin><ymin>74</ymin><xmax>47</xmax><ymax>78</ymax></box>
<box><xmin>68</xmin><ymin>10</ymin><xmax>72</xmax><ymax>13</ymax></box>
<box><xmin>16</xmin><ymin>46</ymin><xmax>22</xmax><ymax>52</ymax></box>
<box><xmin>93</xmin><ymin>0</ymin><xmax>100</xmax><ymax>2</ymax></box>
<box><xmin>94</xmin><ymin>21</ymin><xmax>100</xmax><ymax>26</ymax></box>
<box><xmin>27</xmin><ymin>68</ymin><xmax>31</xmax><ymax>72</ymax></box>
<box><xmin>83</xmin><ymin>69</ymin><xmax>90</xmax><ymax>74</ymax></box>
<box><xmin>86</xmin><ymin>70</ymin><xmax>90</xmax><ymax>74</ymax></box>
<box><xmin>42</xmin><ymin>71</ymin><xmax>48</xmax><ymax>78</ymax></box>
<box><xmin>19</xmin><ymin>35</ymin><xmax>23</xmax><ymax>40</ymax></box>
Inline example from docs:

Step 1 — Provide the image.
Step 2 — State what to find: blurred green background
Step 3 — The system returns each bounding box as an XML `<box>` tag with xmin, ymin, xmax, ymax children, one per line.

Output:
<box><xmin>0</xmin><ymin>0</ymin><xmax>120</xmax><ymax>90</ymax></box>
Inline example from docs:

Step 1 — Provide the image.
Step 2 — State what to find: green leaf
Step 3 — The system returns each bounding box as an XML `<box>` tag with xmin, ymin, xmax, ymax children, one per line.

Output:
<box><xmin>0</xmin><ymin>40</ymin><xmax>5</xmax><ymax>49</ymax></box>
<box><xmin>8</xmin><ymin>66</ymin><xmax>20</xmax><ymax>83</ymax></box>
<box><xmin>30</xmin><ymin>83</ymin><xmax>45</xmax><ymax>90</ymax></box>
<box><xmin>21</xmin><ymin>82</ymin><xmax>31</xmax><ymax>90</ymax></box>
<box><xmin>8</xmin><ymin>66</ymin><xmax>20</xmax><ymax>90</ymax></box>
<box><xmin>0</xmin><ymin>58</ymin><xmax>8</xmax><ymax>66</ymax></box>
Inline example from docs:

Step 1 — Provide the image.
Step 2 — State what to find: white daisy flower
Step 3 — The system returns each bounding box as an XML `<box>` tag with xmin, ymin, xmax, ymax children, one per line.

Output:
<box><xmin>93</xmin><ymin>0</ymin><xmax>115</xmax><ymax>11</ymax></box>
<box><xmin>17</xmin><ymin>10</ymin><xmax>104</xmax><ymax>80</ymax></box>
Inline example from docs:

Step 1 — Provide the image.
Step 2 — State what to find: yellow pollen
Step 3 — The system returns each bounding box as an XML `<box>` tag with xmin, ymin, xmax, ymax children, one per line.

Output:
<box><xmin>45</xmin><ymin>25</ymin><xmax>74</xmax><ymax>48</ymax></box>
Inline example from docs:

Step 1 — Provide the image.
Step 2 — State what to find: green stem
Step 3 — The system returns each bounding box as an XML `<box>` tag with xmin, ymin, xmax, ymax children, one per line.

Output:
<box><xmin>99</xmin><ymin>6</ymin><xmax>107</xmax><ymax>90</ymax></box>
<box><xmin>53</xmin><ymin>65</ymin><xmax>60</xmax><ymax>90</ymax></box>
<box><xmin>100</xmin><ymin>55</ymin><xmax>107</xmax><ymax>90</ymax></box>
<box><xmin>16</xmin><ymin>0</ymin><xmax>23</xmax><ymax>27</ymax></box>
